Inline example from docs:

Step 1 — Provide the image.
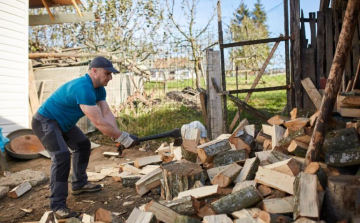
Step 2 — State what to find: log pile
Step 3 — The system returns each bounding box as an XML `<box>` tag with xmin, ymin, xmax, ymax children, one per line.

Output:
<box><xmin>113</xmin><ymin>110</ymin><xmax>360</xmax><ymax>223</ymax></box>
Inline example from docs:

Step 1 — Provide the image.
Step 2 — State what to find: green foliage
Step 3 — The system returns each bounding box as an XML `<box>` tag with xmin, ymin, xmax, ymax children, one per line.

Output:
<box><xmin>230</xmin><ymin>0</ymin><xmax>270</xmax><ymax>71</ymax></box>
<box><xmin>29</xmin><ymin>0</ymin><xmax>164</xmax><ymax>60</ymax></box>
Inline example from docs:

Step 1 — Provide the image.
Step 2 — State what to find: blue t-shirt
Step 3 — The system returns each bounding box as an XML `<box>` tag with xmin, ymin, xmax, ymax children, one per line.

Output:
<box><xmin>38</xmin><ymin>74</ymin><xmax>106</xmax><ymax>132</ymax></box>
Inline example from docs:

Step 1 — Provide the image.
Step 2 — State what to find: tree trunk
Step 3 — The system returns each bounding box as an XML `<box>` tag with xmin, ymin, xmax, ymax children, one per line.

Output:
<box><xmin>304</xmin><ymin>0</ymin><xmax>360</xmax><ymax>168</ymax></box>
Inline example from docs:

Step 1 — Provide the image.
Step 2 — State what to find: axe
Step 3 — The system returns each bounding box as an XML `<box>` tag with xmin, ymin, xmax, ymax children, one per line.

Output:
<box><xmin>117</xmin><ymin>128</ymin><xmax>183</xmax><ymax>156</ymax></box>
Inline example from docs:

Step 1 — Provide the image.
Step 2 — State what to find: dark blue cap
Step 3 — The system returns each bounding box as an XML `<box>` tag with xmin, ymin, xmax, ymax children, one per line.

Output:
<box><xmin>89</xmin><ymin>56</ymin><xmax>120</xmax><ymax>74</ymax></box>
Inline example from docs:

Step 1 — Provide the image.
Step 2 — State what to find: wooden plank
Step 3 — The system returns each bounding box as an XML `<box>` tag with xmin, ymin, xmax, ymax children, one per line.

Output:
<box><xmin>301</xmin><ymin>48</ymin><xmax>317</xmax><ymax>110</ymax></box>
<box><xmin>301</xmin><ymin>78</ymin><xmax>323</xmax><ymax>109</ymax></box>
<box><xmin>290</xmin><ymin>0</ymin><xmax>302</xmax><ymax>108</ymax></box>
<box><xmin>206</xmin><ymin>50</ymin><xmax>224</xmax><ymax>139</ymax></box>
<box><xmin>317</xmin><ymin>11</ymin><xmax>326</xmax><ymax>88</ymax></box>
<box><xmin>325</xmin><ymin>8</ymin><xmax>334</xmax><ymax>77</ymax></box>
<box><xmin>255</xmin><ymin>166</ymin><xmax>295</xmax><ymax>194</ymax></box>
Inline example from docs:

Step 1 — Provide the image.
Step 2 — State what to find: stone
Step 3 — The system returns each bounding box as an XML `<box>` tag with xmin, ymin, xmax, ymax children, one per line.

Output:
<box><xmin>0</xmin><ymin>186</ymin><xmax>9</xmax><ymax>199</ymax></box>
<box><xmin>0</xmin><ymin>169</ymin><xmax>47</xmax><ymax>187</ymax></box>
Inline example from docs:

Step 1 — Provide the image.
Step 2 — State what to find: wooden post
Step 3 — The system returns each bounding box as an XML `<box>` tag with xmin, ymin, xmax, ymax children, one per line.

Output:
<box><xmin>206</xmin><ymin>50</ymin><xmax>224</xmax><ymax>139</ymax></box>
<box><xmin>304</xmin><ymin>0</ymin><xmax>360</xmax><ymax>168</ymax></box>
<box><xmin>284</xmin><ymin>0</ymin><xmax>292</xmax><ymax>112</ymax></box>
<box><xmin>290</xmin><ymin>0</ymin><xmax>302</xmax><ymax>108</ymax></box>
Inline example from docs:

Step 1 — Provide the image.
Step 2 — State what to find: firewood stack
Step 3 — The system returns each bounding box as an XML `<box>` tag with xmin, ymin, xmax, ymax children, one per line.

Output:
<box><xmin>118</xmin><ymin>110</ymin><xmax>360</xmax><ymax>223</ymax></box>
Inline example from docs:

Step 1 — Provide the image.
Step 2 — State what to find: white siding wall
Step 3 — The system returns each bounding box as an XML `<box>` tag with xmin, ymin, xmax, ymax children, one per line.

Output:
<box><xmin>0</xmin><ymin>0</ymin><xmax>29</xmax><ymax>136</ymax></box>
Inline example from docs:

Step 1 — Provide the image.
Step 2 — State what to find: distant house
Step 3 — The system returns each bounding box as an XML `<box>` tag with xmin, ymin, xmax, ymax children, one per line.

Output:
<box><xmin>149</xmin><ymin>57</ymin><xmax>195</xmax><ymax>82</ymax></box>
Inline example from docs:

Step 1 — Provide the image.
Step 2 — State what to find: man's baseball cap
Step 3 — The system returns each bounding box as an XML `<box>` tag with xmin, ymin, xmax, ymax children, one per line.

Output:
<box><xmin>89</xmin><ymin>56</ymin><xmax>120</xmax><ymax>74</ymax></box>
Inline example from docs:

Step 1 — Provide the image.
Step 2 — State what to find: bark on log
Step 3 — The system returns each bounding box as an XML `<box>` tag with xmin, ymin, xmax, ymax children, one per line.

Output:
<box><xmin>196</xmin><ymin>139</ymin><xmax>232</xmax><ymax>164</ymax></box>
<box><xmin>304</xmin><ymin>162</ymin><xmax>327</xmax><ymax>191</ymax></box>
<box><xmin>213</xmin><ymin>150</ymin><xmax>247</xmax><ymax>167</ymax></box>
<box><xmin>211</xmin><ymin>163</ymin><xmax>242</xmax><ymax>187</ymax></box>
<box><xmin>234</xmin><ymin>157</ymin><xmax>260</xmax><ymax>183</ymax></box>
<box><xmin>174</xmin><ymin>216</ymin><xmax>202</xmax><ymax>223</ymax></box>
<box><xmin>288</xmin><ymin>140</ymin><xmax>308</xmax><ymax>158</ymax></box>
<box><xmin>305</xmin><ymin>0</ymin><xmax>360</xmax><ymax>168</ymax></box>
<box><xmin>159</xmin><ymin>196</ymin><xmax>200</xmax><ymax>215</ymax></box>
<box><xmin>181</xmin><ymin>145</ymin><xmax>197</xmax><ymax>163</ymax></box>
<box><xmin>324</xmin><ymin>175</ymin><xmax>360</xmax><ymax>222</ymax></box>
<box><xmin>211</xmin><ymin>185</ymin><xmax>263</xmax><ymax>214</ymax></box>
<box><xmin>161</xmin><ymin>162</ymin><xmax>207</xmax><ymax>200</ymax></box>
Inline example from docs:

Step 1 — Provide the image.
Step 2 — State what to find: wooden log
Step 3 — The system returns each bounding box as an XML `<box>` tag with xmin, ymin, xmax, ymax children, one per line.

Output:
<box><xmin>264</xmin><ymin>158</ymin><xmax>301</xmax><ymax>176</ymax></box>
<box><xmin>304</xmin><ymin>162</ymin><xmax>327</xmax><ymax>191</ymax></box>
<box><xmin>211</xmin><ymin>185</ymin><xmax>263</xmax><ymax>214</ymax></box>
<box><xmin>324</xmin><ymin>175</ymin><xmax>360</xmax><ymax>222</ymax></box>
<box><xmin>203</xmin><ymin>214</ymin><xmax>233</xmax><ymax>223</ymax></box>
<box><xmin>135</xmin><ymin>167</ymin><xmax>162</xmax><ymax>196</ymax></box>
<box><xmin>196</xmin><ymin>139</ymin><xmax>232</xmax><ymax>164</ymax></box>
<box><xmin>232</xmin><ymin>180</ymin><xmax>256</xmax><ymax>193</ymax></box>
<box><xmin>267</xmin><ymin>115</ymin><xmax>290</xmax><ymax>126</ymax></box>
<box><xmin>211</xmin><ymin>163</ymin><xmax>242</xmax><ymax>187</ymax></box>
<box><xmin>135</xmin><ymin>155</ymin><xmax>162</xmax><ymax>168</ymax></box>
<box><xmin>262</xmin><ymin>196</ymin><xmax>294</xmax><ymax>214</ymax></box>
<box><xmin>257</xmin><ymin>185</ymin><xmax>272</xmax><ymax>197</ymax></box>
<box><xmin>255</xmin><ymin>167</ymin><xmax>295</xmax><ymax>195</ymax></box>
<box><xmin>159</xmin><ymin>196</ymin><xmax>200</xmax><ymax>215</ymax></box>
<box><xmin>267</xmin><ymin>150</ymin><xmax>292</xmax><ymax>164</ymax></box>
<box><xmin>121</xmin><ymin>175</ymin><xmax>142</xmax><ymax>188</ymax></box>
<box><xmin>145</xmin><ymin>200</ymin><xmax>180</xmax><ymax>223</ymax></box>
<box><xmin>338</xmin><ymin>94</ymin><xmax>360</xmax><ymax>107</ymax></box>
<box><xmin>231</xmin><ymin>208</ymin><xmax>263</xmax><ymax>223</ymax></box>
<box><xmin>177</xmin><ymin>185</ymin><xmax>219</xmax><ymax>200</ymax></box>
<box><xmin>278</xmin><ymin>128</ymin><xmax>311</xmax><ymax>149</ymax></box>
<box><xmin>283</xmin><ymin>118</ymin><xmax>309</xmax><ymax>131</ymax></box>
<box><xmin>288</xmin><ymin>140</ymin><xmax>308</xmax><ymax>157</ymax></box>
<box><xmin>181</xmin><ymin>140</ymin><xmax>198</xmax><ymax>163</ymax></box>
<box><xmin>207</xmin><ymin>165</ymin><xmax>230</xmax><ymax>181</ymax></box>
<box><xmin>234</xmin><ymin>157</ymin><xmax>260</xmax><ymax>183</ymax></box>
<box><xmin>196</xmin><ymin>204</ymin><xmax>216</xmax><ymax>218</ymax></box>
<box><xmin>305</xmin><ymin>0</ymin><xmax>360</xmax><ymax>168</ymax></box>
<box><xmin>290</xmin><ymin>108</ymin><xmax>315</xmax><ymax>119</ymax></box>
<box><xmin>257</xmin><ymin>210</ymin><xmax>293</xmax><ymax>223</ymax></box>
<box><xmin>126</xmin><ymin>207</ymin><xmax>157</xmax><ymax>223</ymax></box>
<box><xmin>7</xmin><ymin>182</ymin><xmax>32</xmax><ymax>198</ymax></box>
<box><xmin>213</xmin><ymin>150</ymin><xmax>247</xmax><ymax>167</ymax></box>
<box><xmin>255</xmin><ymin>131</ymin><xmax>271</xmax><ymax>144</ymax></box>
<box><xmin>174</xmin><ymin>216</ymin><xmax>201</xmax><ymax>223</ymax></box>
<box><xmin>294</xmin><ymin>172</ymin><xmax>319</xmax><ymax>220</ymax></box>
<box><xmin>323</xmin><ymin>128</ymin><xmax>360</xmax><ymax>166</ymax></box>
<box><xmin>161</xmin><ymin>162</ymin><xmax>206</xmax><ymax>200</ymax></box>
<box><xmin>271</xmin><ymin>125</ymin><xmax>286</xmax><ymax>149</ymax></box>
<box><xmin>255</xmin><ymin>150</ymin><xmax>272</xmax><ymax>166</ymax></box>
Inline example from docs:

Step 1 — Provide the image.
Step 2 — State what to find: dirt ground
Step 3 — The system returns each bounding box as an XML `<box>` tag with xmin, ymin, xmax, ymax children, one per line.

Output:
<box><xmin>0</xmin><ymin>141</ymin><xmax>163</xmax><ymax>223</ymax></box>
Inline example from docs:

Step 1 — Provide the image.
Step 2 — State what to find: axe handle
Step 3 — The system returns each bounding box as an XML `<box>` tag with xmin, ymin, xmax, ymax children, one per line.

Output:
<box><xmin>138</xmin><ymin>129</ymin><xmax>180</xmax><ymax>142</ymax></box>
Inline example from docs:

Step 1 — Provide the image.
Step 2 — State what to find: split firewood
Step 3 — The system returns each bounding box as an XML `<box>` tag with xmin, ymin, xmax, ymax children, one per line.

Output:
<box><xmin>112</xmin><ymin>171</ymin><xmax>131</xmax><ymax>182</ymax></box>
<box><xmin>159</xmin><ymin>196</ymin><xmax>200</xmax><ymax>215</ymax></box>
<box><xmin>293</xmin><ymin>172</ymin><xmax>319</xmax><ymax>220</ymax></box>
<box><xmin>184</xmin><ymin>128</ymin><xmax>201</xmax><ymax>142</ymax></box>
<box><xmin>263</xmin><ymin>139</ymin><xmax>272</xmax><ymax>151</ymax></box>
<box><xmin>271</xmin><ymin>125</ymin><xmax>286</xmax><ymax>149</ymax></box>
<box><xmin>267</xmin><ymin>115</ymin><xmax>290</xmax><ymax>125</ymax></box>
<box><xmin>126</xmin><ymin>207</ymin><xmax>156</xmax><ymax>223</ymax></box>
<box><xmin>161</xmin><ymin>152</ymin><xmax>174</xmax><ymax>163</ymax></box>
<box><xmin>304</xmin><ymin>162</ymin><xmax>327</xmax><ymax>191</ymax></box>
<box><xmin>262</xmin><ymin>196</ymin><xmax>294</xmax><ymax>214</ymax></box>
<box><xmin>95</xmin><ymin>163</ymin><xmax>118</xmax><ymax>173</ymax></box>
<box><xmin>207</xmin><ymin>165</ymin><xmax>230</xmax><ymax>181</ymax></box>
<box><xmin>234</xmin><ymin>157</ymin><xmax>260</xmax><ymax>183</ymax></box>
<box><xmin>217</xmin><ymin>187</ymin><xmax>233</xmax><ymax>196</ymax></box>
<box><xmin>290</xmin><ymin>108</ymin><xmax>315</xmax><ymax>119</ymax></box>
<box><xmin>174</xmin><ymin>215</ymin><xmax>201</xmax><ymax>223</ymax></box>
<box><xmin>161</xmin><ymin>162</ymin><xmax>206</xmax><ymax>200</ymax></box>
<box><xmin>324</xmin><ymin>175</ymin><xmax>360</xmax><ymax>222</ymax></box>
<box><xmin>324</xmin><ymin>128</ymin><xmax>360</xmax><ymax>166</ymax></box>
<box><xmin>196</xmin><ymin>139</ymin><xmax>232</xmax><ymax>164</ymax></box>
<box><xmin>211</xmin><ymin>185</ymin><xmax>263</xmax><ymax>214</ymax></box>
<box><xmin>197</xmin><ymin>204</ymin><xmax>216</xmax><ymax>218</ymax></box>
<box><xmin>255</xmin><ymin>151</ymin><xmax>271</xmax><ymax>166</ymax></box>
<box><xmin>266</xmin><ymin>150</ymin><xmax>292</xmax><ymax>164</ymax></box>
<box><xmin>177</xmin><ymin>185</ymin><xmax>218</xmax><ymax>200</ymax></box>
<box><xmin>181</xmin><ymin>140</ymin><xmax>198</xmax><ymax>163</ymax></box>
<box><xmin>283</xmin><ymin>118</ymin><xmax>310</xmax><ymax>131</ymax></box>
<box><xmin>287</xmin><ymin>140</ymin><xmax>308</xmax><ymax>157</ymax></box>
<box><xmin>232</xmin><ymin>180</ymin><xmax>256</xmax><ymax>193</ymax></box>
<box><xmin>278</xmin><ymin>128</ymin><xmax>311</xmax><ymax>149</ymax></box>
<box><xmin>82</xmin><ymin>213</ymin><xmax>93</xmax><ymax>223</ymax></box>
<box><xmin>145</xmin><ymin>200</ymin><xmax>180</xmax><ymax>223</ymax></box>
<box><xmin>257</xmin><ymin>210</ymin><xmax>293</xmax><ymax>223</ymax></box>
<box><xmin>39</xmin><ymin>211</ymin><xmax>57</xmax><ymax>223</ymax></box>
<box><xmin>244</xmin><ymin>124</ymin><xmax>255</xmax><ymax>137</ymax></box>
<box><xmin>231</xmin><ymin>208</ymin><xmax>263</xmax><ymax>223</ymax></box>
<box><xmin>203</xmin><ymin>214</ymin><xmax>233</xmax><ymax>223</ymax></box>
<box><xmin>155</xmin><ymin>143</ymin><xmax>170</xmax><ymax>154</ymax></box>
<box><xmin>213</xmin><ymin>150</ymin><xmax>247</xmax><ymax>167</ymax></box>
<box><xmin>263</xmin><ymin>158</ymin><xmax>301</xmax><ymax>176</ymax></box>
<box><xmin>100</xmin><ymin>167</ymin><xmax>119</xmax><ymax>176</ymax></box>
<box><xmin>121</xmin><ymin>164</ymin><xmax>141</xmax><ymax>175</ymax></box>
<box><xmin>255</xmin><ymin>131</ymin><xmax>271</xmax><ymax>144</ymax></box>
<box><xmin>135</xmin><ymin>167</ymin><xmax>162</xmax><ymax>196</ymax></box>
<box><xmin>309</xmin><ymin>110</ymin><xmax>320</xmax><ymax>126</ymax></box>
<box><xmin>255</xmin><ymin>166</ymin><xmax>295</xmax><ymax>195</ymax></box>
<box><xmin>140</xmin><ymin>165</ymin><xmax>160</xmax><ymax>175</ymax></box>
<box><xmin>7</xmin><ymin>181</ymin><xmax>32</xmax><ymax>198</ymax></box>
<box><xmin>293</xmin><ymin>218</ymin><xmax>318</xmax><ymax>223</ymax></box>
<box><xmin>291</xmin><ymin>156</ymin><xmax>327</xmax><ymax>171</ymax></box>
<box><xmin>121</xmin><ymin>175</ymin><xmax>142</xmax><ymax>188</ymax></box>
<box><xmin>211</xmin><ymin>163</ymin><xmax>242</xmax><ymax>187</ymax></box>
<box><xmin>257</xmin><ymin>185</ymin><xmax>272</xmax><ymax>197</ymax></box>
<box><xmin>262</xmin><ymin>124</ymin><xmax>273</xmax><ymax>136</ymax></box>
<box><xmin>265</xmin><ymin>189</ymin><xmax>286</xmax><ymax>199</ymax></box>
<box><xmin>95</xmin><ymin>208</ymin><xmax>112</xmax><ymax>223</ymax></box>
<box><xmin>135</xmin><ymin>155</ymin><xmax>162</xmax><ymax>168</ymax></box>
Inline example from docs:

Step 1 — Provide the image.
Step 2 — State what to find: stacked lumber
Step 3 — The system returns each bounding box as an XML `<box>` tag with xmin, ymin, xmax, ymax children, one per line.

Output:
<box><xmin>337</xmin><ymin>91</ymin><xmax>360</xmax><ymax>118</ymax></box>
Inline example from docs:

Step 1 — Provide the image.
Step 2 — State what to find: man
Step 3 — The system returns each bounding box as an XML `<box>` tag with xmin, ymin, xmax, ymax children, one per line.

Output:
<box><xmin>32</xmin><ymin>56</ymin><xmax>140</xmax><ymax>219</ymax></box>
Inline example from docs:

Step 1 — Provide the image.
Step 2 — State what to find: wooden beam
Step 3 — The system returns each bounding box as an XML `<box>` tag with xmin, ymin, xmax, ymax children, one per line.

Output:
<box><xmin>221</xmin><ymin>36</ymin><xmax>291</xmax><ymax>49</ymax></box>
<box><xmin>301</xmin><ymin>78</ymin><xmax>323</xmax><ymax>109</ymax></box>
<box><xmin>29</xmin><ymin>12</ymin><xmax>96</xmax><ymax>26</ymax></box>
<box><xmin>41</xmin><ymin>0</ymin><xmax>55</xmax><ymax>22</ymax></box>
<box><xmin>304</xmin><ymin>0</ymin><xmax>360</xmax><ymax>167</ymax></box>
<box><xmin>71</xmin><ymin>0</ymin><xmax>83</xmax><ymax>17</ymax></box>
<box><xmin>228</xmin><ymin>39</ymin><xmax>282</xmax><ymax>132</ymax></box>
<box><xmin>226</xmin><ymin>85</ymin><xmax>290</xmax><ymax>95</ymax></box>
<box><xmin>227</xmin><ymin>94</ymin><xmax>269</xmax><ymax>122</ymax></box>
